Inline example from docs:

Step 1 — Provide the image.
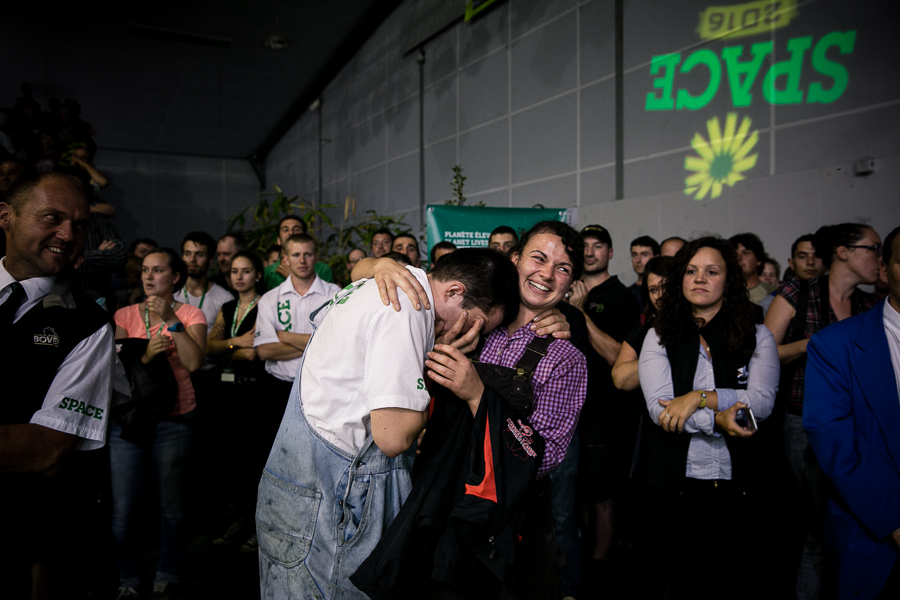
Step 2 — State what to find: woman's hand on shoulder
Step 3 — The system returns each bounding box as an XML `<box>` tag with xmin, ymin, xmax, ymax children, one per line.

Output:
<box><xmin>532</xmin><ymin>307</ymin><xmax>570</xmax><ymax>339</ymax></box>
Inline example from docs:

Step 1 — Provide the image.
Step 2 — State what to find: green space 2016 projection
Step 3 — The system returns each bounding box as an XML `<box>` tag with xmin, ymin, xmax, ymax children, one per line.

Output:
<box><xmin>640</xmin><ymin>0</ymin><xmax>857</xmax><ymax>200</ymax></box>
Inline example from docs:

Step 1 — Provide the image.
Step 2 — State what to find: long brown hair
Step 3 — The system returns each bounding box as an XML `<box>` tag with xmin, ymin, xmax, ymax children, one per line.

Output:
<box><xmin>653</xmin><ymin>237</ymin><xmax>758</xmax><ymax>362</ymax></box>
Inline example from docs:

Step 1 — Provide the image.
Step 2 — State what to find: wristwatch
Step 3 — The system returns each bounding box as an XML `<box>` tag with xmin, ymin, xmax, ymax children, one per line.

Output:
<box><xmin>167</xmin><ymin>322</ymin><xmax>185</xmax><ymax>333</ymax></box>
<box><xmin>699</xmin><ymin>390</ymin><xmax>708</xmax><ymax>409</ymax></box>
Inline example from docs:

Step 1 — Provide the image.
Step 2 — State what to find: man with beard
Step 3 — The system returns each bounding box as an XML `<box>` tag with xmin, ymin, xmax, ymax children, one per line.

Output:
<box><xmin>181</xmin><ymin>231</ymin><xmax>234</xmax><ymax>333</ymax></box>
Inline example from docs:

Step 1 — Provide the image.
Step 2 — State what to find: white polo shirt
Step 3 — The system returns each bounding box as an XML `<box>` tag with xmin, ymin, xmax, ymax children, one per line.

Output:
<box><xmin>255</xmin><ymin>274</ymin><xmax>340</xmax><ymax>382</ymax></box>
<box><xmin>883</xmin><ymin>297</ymin><xmax>900</xmax><ymax>404</ymax></box>
<box><xmin>0</xmin><ymin>258</ymin><xmax>129</xmax><ymax>450</ymax></box>
<box><xmin>300</xmin><ymin>266</ymin><xmax>435</xmax><ymax>454</ymax></box>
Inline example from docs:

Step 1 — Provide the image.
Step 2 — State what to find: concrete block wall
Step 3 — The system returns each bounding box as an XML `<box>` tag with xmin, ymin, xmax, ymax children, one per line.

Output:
<box><xmin>96</xmin><ymin>150</ymin><xmax>260</xmax><ymax>250</ymax></box>
<box><xmin>264</xmin><ymin>0</ymin><xmax>899</xmax><ymax>283</ymax></box>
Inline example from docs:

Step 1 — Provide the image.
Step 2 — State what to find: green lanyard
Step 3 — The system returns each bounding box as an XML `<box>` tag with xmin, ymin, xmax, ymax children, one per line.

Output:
<box><xmin>144</xmin><ymin>302</ymin><xmax>177</xmax><ymax>339</ymax></box>
<box><xmin>230</xmin><ymin>296</ymin><xmax>259</xmax><ymax>338</ymax></box>
<box><xmin>184</xmin><ymin>283</ymin><xmax>207</xmax><ymax>309</ymax></box>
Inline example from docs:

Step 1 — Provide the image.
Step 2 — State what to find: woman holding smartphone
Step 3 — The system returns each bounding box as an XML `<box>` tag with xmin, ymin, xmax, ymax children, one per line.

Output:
<box><xmin>638</xmin><ymin>237</ymin><xmax>778</xmax><ymax>600</ymax></box>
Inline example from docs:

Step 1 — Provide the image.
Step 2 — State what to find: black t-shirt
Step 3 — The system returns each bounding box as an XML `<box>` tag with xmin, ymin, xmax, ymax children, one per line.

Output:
<box><xmin>627</xmin><ymin>282</ymin><xmax>643</xmax><ymax>315</ymax></box>
<box><xmin>218</xmin><ymin>299</ymin><xmax>263</xmax><ymax>379</ymax></box>
<box><xmin>556</xmin><ymin>300</ymin><xmax>589</xmax><ymax>358</ymax></box>
<box><xmin>625</xmin><ymin>321</ymin><xmax>653</xmax><ymax>357</ymax></box>
<box><xmin>580</xmin><ymin>275</ymin><xmax>641</xmax><ymax>424</ymax></box>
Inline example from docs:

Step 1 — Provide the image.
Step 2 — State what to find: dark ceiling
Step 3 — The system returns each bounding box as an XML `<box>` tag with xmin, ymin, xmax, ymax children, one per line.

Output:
<box><xmin>2</xmin><ymin>1</ymin><xmax>402</xmax><ymax>160</ymax></box>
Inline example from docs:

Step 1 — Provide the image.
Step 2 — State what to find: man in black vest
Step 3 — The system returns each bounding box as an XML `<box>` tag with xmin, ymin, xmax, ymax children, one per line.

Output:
<box><xmin>0</xmin><ymin>172</ymin><xmax>126</xmax><ymax>596</ymax></box>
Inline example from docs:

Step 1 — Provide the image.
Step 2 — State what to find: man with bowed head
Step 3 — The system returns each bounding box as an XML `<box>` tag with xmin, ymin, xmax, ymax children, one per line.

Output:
<box><xmin>256</xmin><ymin>248</ymin><xmax>520</xmax><ymax>598</ymax></box>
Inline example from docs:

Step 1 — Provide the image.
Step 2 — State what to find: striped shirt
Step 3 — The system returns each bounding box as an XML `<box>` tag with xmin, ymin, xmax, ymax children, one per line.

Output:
<box><xmin>480</xmin><ymin>325</ymin><xmax>587</xmax><ymax>478</ymax></box>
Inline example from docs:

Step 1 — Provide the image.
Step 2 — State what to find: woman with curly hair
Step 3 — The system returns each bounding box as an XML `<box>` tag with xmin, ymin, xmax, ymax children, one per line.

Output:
<box><xmin>637</xmin><ymin>236</ymin><xmax>779</xmax><ymax>599</ymax></box>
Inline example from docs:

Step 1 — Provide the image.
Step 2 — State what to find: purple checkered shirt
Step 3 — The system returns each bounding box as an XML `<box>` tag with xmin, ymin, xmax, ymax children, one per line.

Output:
<box><xmin>480</xmin><ymin>325</ymin><xmax>587</xmax><ymax>478</ymax></box>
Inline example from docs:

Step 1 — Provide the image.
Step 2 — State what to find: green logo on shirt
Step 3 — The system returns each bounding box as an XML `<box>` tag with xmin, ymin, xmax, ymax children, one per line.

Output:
<box><xmin>277</xmin><ymin>300</ymin><xmax>292</xmax><ymax>331</ymax></box>
<box><xmin>588</xmin><ymin>302</ymin><xmax>605</xmax><ymax>314</ymax></box>
<box><xmin>416</xmin><ymin>378</ymin><xmax>425</xmax><ymax>390</ymax></box>
<box><xmin>335</xmin><ymin>280</ymin><xmax>365</xmax><ymax>305</ymax></box>
<box><xmin>58</xmin><ymin>397</ymin><xmax>104</xmax><ymax>421</ymax></box>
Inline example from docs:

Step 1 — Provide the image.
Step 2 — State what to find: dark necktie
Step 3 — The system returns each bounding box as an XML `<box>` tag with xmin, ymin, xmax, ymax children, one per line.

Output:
<box><xmin>0</xmin><ymin>282</ymin><xmax>27</xmax><ymax>328</ymax></box>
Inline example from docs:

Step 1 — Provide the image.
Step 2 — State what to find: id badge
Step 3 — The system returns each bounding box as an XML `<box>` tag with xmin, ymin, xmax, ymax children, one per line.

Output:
<box><xmin>221</xmin><ymin>367</ymin><xmax>235</xmax><ymax>383</ymax></box>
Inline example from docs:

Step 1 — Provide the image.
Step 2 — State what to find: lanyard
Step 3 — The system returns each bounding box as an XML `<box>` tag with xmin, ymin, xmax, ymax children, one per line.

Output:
<box><xmin>144</xmin><ymin>302</ymin><xmax>178</xmax><ymax>339</ymax></box>
<box><xmin>230</xmin><ymin>295</ymin><xmax>259</xmax><ymax>338</ymax></box>
<box><xmin>184</xmin><ymin>283</ymin><xmax>207</xmax><ymax>308</ymax></box>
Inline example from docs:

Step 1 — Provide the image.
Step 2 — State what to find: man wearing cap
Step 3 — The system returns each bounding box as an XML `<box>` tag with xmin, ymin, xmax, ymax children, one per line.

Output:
<box><xmin>567</xmin><ymin>224</ymin><xmax>640</xmax><ymax>587</ymax></box>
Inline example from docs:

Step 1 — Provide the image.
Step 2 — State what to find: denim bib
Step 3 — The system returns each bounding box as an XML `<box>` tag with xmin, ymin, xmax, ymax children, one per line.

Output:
<box><xmin>255</xmin><ymin>288</ymin><xmax>416</xmax><ymax>599</ymax></box>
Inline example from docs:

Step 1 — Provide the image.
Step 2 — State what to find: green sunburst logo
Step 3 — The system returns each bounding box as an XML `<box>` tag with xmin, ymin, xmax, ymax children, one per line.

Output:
<box><xmin>684</xmin><ymin>112</ymin><xmax>759</xmax><ymax>200</ymax></box>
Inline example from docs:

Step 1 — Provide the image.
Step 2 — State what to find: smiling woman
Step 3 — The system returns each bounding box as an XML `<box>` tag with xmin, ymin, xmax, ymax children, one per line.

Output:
<box><xmin>484</xmin><ymin>220</ymin><xmax>587</xmax><ymax>478</ymax></box>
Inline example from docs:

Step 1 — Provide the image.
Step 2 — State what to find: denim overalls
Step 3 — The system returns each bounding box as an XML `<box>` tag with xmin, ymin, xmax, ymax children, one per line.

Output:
<box><xmin>255</xmin><ymin>288</ymin><xmax>417</xmax><ymax>599</ymax></box>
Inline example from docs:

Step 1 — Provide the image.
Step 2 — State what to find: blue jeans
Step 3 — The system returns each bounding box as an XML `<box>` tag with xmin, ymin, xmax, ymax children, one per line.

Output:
<box><xmin>785</xmin><ymin>414</ymin><xmax>823</xmax><ymax>600</ymax></box>
<box><xmin>784</xmin><ymin>414</ymin><xmax>808</xmax><ymax>489</ymax></box>
<box><xmin>550</xmin><ymin>433</ymin><xmax>581</xmax><ymax>597</ymax></box>
<box><xmin>109</xmin><ymin>413</ymin><xmax>194</xmax><ymax>587</ymax></box>
<box><xmin>256</xmin><ymin>389</ymin><xmax>414</xmax><ymax>599</ymax></box>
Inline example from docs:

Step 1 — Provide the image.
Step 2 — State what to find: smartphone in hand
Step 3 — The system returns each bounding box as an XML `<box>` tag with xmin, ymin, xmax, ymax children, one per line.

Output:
<box><xmin>735</xmin><ymin>407</ymin><xmax>758</xmax><ymax>432</ymax></box>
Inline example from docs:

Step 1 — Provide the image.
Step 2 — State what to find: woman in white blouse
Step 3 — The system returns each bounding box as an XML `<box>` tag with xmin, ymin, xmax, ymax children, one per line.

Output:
<box><xmin>637</xmin><ymin>236</ymin><xmax>779</xmax><ymax>600</ymax></box>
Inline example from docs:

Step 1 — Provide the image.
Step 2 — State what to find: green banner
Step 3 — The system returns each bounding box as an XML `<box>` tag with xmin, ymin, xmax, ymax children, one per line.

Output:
<box><xmin>426</xmin><ymin>205</ymin><xmax>568</xmax><ymax>251</ymax></box>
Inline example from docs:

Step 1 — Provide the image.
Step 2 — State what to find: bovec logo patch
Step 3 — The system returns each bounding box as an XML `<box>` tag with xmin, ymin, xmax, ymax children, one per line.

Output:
<box><xmin>34</xmin><ymin>327</ymin><xmax>60</xmax><ymax>347</ymax></box>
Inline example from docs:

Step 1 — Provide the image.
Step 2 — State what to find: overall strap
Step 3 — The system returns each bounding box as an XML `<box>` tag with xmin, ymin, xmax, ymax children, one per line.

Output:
<box><xmin>514</xmin><ymin>336</ymin><xmax>552</xmax><ymax>375</ymax></box>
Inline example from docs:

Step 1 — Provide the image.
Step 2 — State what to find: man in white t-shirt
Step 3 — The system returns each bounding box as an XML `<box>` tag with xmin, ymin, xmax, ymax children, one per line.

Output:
<box><xmin>257</xmin><ymin>248</ymin><xmax>520</xmax><ymax>598</ymax></box>
<box><xmin>181</xmin><ymin>231</ymin><xmax>234</xmax><ymax>332</ymax></box>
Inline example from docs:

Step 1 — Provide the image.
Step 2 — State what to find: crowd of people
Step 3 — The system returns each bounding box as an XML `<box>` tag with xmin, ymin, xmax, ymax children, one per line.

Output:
<box><xmin>1</xmin><ymin>162</ymin><xmax>897</xmax><ymax>600</ymax></box>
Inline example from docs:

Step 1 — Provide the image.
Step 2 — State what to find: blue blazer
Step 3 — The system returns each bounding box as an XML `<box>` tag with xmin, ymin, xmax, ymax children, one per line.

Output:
<box><xmin>805</xmin><ymin>300</ymin><xmax>900</xmax><ymax>600</ymax></box>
